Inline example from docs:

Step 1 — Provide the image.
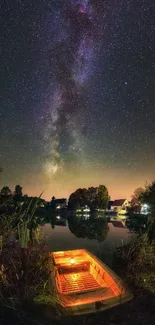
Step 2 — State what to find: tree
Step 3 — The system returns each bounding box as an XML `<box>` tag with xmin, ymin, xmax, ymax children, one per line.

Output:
<box><xmin>96</xmin><ymin>185</ymin><xmax>110</xmax><ymax>209</ymax></box>
<box><xmin>14</xmin><ymin>185</ymin><xmax>23</xmax><ymax>198</ymax></box>
<box><xmin>87</xmin><ymin>187</ymin><xmax>98</xmax><ymax>210</ymax></box>
<box><xmin>50</xmin><ymin>196</ymin><xmax>56</xmax><ymax>210</ymax></box>
<box><xmin>131</xmin><ymin>187</ymin><xmax>144</xmax><ymax>207</ymax></box>
<box><xmin>68</xmin><ymin>188</ymin><xmax>88</xmax><ymax>210</ymax></box>
<box><xmin>141</xmin><ymin>181</ymin><xmax>155</xmax><ymax>242</ymax></box>
<box><xmin>129</xmin><ymin>187</ymin><xmax>144</xmax><ymax>214</ymax></box>
<box><xmin>0</xmin><ymin>186</ymin><xmax>11</xmax><ymax>196</ymax></box>
<box><xmin>141</xmin><ymin>181</ymin><xmax>155</xmax><ymax>207</ymax></box>
<box><xmin>68</xmin><ymin>185</ymin><xmax>110</xmax><ymax>211</ymax></box>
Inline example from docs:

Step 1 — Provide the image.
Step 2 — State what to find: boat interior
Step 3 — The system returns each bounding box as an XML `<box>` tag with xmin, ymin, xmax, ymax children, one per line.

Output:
<box><xmin>51</xmin><ymin>249</ymin><xmax>124</xmax><ymax>306</ymax></box>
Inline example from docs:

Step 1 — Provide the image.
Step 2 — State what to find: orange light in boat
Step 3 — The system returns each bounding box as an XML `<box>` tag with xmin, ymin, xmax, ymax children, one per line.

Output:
<box><xmin>70</xmin><ymin>258</ymin><xmax>75</xmax><ymax>264</ymax></box>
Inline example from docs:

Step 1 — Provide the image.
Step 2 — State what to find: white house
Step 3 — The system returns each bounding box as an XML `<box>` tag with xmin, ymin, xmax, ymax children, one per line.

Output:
<box><xmin>110</xmin><ymin>199</ymin><xmax>130</xmax><ymax>215</ymax></box>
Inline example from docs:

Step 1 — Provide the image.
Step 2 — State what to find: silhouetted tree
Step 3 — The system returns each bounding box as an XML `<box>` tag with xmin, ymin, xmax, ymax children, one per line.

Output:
<box><xmin>0</xmin><ymin>186</ymin><xmax>11</xmax><ymax>196</ymax></box>
<box><xmin>87</xmin><ymin>187</ymin><xmax>98</xmax><ymax>210</ymax></box>
<box><xmin>96</xmin><ymin>185</ymin><xmax>110</xmax><ymax>210</ymax></box>
<box><xmin>68</xmin><ymin>185</ymin><xmax>110</xmax><ymax>211</ymax></box>
<box><xmin>141</xmin><ymin>181</ymin><xmax>155</xmax><ymax>207</ymax></box>
<box><xmin>131</xmin><ymin>187</ymin><xmax>144</xmax><ymax>207</ymax></box>
<box><xmin>140</xmin><ymin>181</ymin><xmax>155</xmax><ymax>242</ymax></box>
<box><xmin>50</xmin><ymin>196</ymin><xmax>56</xmax><ymax>210</ymax></box>
<box><xmin>127</xmin><ymin>187</ymin><xmax>144</xmax><ymax>214</ymax></box>
<box><xmin>0</xmin><ymin>186</ymin><xmax>12</xmax><ymax>209</ymax></box>
<box><xmin>68</xmin><ymin>188</ymin><xmax>88</xmax><ymax>210</ymax></box>
<box><xmin>14</xmin><ymin>185</ymin><xmax>23</xmax><ymax>198</ymax></box>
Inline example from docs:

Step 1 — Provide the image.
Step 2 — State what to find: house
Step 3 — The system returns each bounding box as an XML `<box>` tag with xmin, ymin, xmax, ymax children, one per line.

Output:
<box><xmin>54</xmin><ymin>199</ymin><xmax>67</xmax><ymax>210</ymax></box>
<box><xmin>109</xmin><ymin>199</ymin><xmax>130</xmax><ymax>215</ymax></box>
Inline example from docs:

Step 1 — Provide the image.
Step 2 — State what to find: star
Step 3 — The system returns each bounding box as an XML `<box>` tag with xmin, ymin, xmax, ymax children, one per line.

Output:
<box><xmin>0</xmin><ymin>0</ymin><xmax>154</xmax><ymax>200</ymax></box>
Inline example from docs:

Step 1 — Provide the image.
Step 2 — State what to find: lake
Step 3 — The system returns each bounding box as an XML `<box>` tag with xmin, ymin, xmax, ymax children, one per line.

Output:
<box><xmin>41</xmin><ymin>214</ymin><xmax>135</xmax><ymax>266</ymax></box>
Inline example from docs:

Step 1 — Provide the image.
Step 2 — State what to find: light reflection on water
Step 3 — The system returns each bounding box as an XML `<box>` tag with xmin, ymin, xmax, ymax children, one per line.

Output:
<box><xmin>41</xmin><ymin>215</ymin><xmax>132</xmax><ymax>266</ymax></box>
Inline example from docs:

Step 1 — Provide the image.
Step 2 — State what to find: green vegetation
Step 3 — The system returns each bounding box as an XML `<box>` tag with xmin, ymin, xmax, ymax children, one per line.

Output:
<box><xmin>125</xmin><ymin>214</ymin><xmax>147</xmax><ymax>233</ymax></box>
<box><xmin>0</xmin><ymin>186</ymin><xmax>12</xmax><ymax>196</ymax></box>
<box><xmin>129</xmin><ymin>181</ymin><xmax>155</xmax><ymax>242</ymax></box>
<box><xmin>68</xmin><ymin>185</ymin><xmax>110</xmax><ymax>211</ymax></box>
<box><xmin>114</xmin><ymin>233</ymin><xmax>155</xmax><ymax>294</ymax></box>
<box><xmin>115</xmin><ymin>180</ymin><xmax>155</xmax><ymax>294</ymax></box>
<box><xmin>130</xmin><ymin>187</ymin><xmax>144</xmax><ymax>213</ymax></box>
<box><xmin>0</xmin><ymin>179</ymin><xmax>155</xmax><ymax>324</ymax></box>
<box><xmin>0</xmin><ymin>196</ymin><xmax>59</xmax><ymax>324</ymax></box>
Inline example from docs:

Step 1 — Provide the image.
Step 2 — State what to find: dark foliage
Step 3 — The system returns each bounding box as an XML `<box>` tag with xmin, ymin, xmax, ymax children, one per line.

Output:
<box><xmin>68</xmin><ymin>215</ymin><xmax>109</xmax><ymax>242</ymax></box>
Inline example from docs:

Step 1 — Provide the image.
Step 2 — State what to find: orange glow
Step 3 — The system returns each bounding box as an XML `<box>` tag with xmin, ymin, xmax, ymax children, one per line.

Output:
<box><xmin>70</xmin><ymin>258</ymin><xmax>75</xmax><ymax>264</ymax></box>
<box><xmin>51</xmin><ymin>249</ymin><xmax>128</xmax><ymax>308</ymax></box>
<box><xmin>52</xmin><ymin>249</ymin><xmax>121</xmax><ymax>296</ymax></box>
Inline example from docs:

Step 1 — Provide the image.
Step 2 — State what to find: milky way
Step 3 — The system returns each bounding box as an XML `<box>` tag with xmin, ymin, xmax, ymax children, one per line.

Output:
<box><xmin>1</xmin><ymin>0</ymin><xmax>155</xmax><ymax>199</ymax></box>
<box><xmin>44</xmin><ymin>0</ymin><xmax>105</xmax><ymax>176</ymax></box>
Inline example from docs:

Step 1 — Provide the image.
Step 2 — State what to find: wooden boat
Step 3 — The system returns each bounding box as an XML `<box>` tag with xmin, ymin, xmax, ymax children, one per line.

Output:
<box><xmin>50</xmin><ymin>249</ymin><xmax>132</xmax><ymax>315</ymax></box>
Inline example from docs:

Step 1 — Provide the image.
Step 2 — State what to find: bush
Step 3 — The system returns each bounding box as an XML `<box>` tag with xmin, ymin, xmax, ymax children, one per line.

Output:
<box><xmin>0</xmin><ymin>240</ymin><xmax>50</xmax><ymax>312</ymax></box>
<box><xmin>0</xmin><ymin>206</ymin><xmax>59</xmax><ymax>323</ymax></box>
<box><xmin>114</xmin><ymin>233</ymin><xmax>155</xmax><ymax>294</ymax></box>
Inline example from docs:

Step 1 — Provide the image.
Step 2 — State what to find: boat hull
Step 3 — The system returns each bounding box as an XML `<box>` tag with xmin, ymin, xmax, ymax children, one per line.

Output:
<box><xmin>50</xmin><ymin>249</ymin><xmax>132</xmax><ymax>315</ymax></box>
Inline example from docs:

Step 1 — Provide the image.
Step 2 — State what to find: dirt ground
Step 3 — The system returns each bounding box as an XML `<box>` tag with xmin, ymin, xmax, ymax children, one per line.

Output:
<box><xmin>58</xmin><ymin>293</ymin><xmax>155</xmax><ymax>325</ymax></box>
<box><xmin>1</xmin><ymin>292</ymin><xmax>155</xmax><ymax>325</ymax></box>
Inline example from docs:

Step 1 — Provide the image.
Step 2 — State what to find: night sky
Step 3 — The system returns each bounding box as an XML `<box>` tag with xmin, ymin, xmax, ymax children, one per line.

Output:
<box><xmin>0</xmin><ymin>0</ymin><xmax>155</xmax><ymax>200</ymax></box>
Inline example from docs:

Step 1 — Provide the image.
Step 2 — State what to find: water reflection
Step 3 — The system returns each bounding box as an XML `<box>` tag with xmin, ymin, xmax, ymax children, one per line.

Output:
<box><xmin>37</xmin><ymin>207</ymin><xmax>147</xmax><ymax>237</ymax></box>
<box><xmin>68</xmin><ymin>215</ymin><xmax>109</xmax><ymax>242</ymax></box>
<box><xmin>49</xmin><ymin>215</ymin><xmax>67</xmax><ymax>228</ymax></box>
<box><xmin>41</xmin><ymin>213</ymin><xmax>131</xmax><ymax>257</ymax></box>
<box><xmin>125</xmin><ymin>215</ymin><xmax>147</xmax><ymax>233</ymax></box>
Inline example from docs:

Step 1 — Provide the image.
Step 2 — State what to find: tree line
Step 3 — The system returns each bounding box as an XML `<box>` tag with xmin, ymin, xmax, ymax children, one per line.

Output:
<box><xmin>68</xmin><ymin>185</ymin><xmax>110</xmax><ymax>211</ymax></box>
<box><xmin>130</xmin><ymin>181</ymin><xmax>155</xmax><ymax>242</ymax></box>
<box><xmin>0</xmin><ymin>184</ymin><xmax>46</xmax><ymax>218</ymax></box>
<box><xmin>0</xmin><ymin>185</ymin><xmax>23</xmax><ymax>201</ymax></box>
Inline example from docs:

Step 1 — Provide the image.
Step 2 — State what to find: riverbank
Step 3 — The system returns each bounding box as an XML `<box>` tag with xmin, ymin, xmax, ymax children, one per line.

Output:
<box><xmin>58</xmin><ymin>294</ymin><xmax>155</xmax><ymax>325</ymax></box>
<box><xmin>0</xmin><ymin>210</ymin><xmax>154</xmax><ymax>325</ymax></box>
<box><xmin>1</xmin><ymin>292</ymin><xmax>155</xmax><ymax>325</ymax></box>
<box><xmin>1</xmin><ymin>234</ymin><xmax>155</xmax><ymax>325</ymax></box>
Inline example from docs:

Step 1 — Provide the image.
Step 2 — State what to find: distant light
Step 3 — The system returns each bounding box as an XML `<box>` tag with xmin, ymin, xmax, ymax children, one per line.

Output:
<box><xmin>143</xmin><ymin>204</ymin><xmax>148</xmax><ymax>208</ymax></box>
<box><xmin>125</xmin><ymin>81</ymin><xmax>128</xmax><ymax>85</ymax></box>
<box><xmin>70</xmin><ymin>258</ymin><xmax>75</xmax><ymax>264</ymax></box>
<box><xmin>56</xmin><ymin>216</ymin><xmax>60</xmax><ymax>219</ymax></box>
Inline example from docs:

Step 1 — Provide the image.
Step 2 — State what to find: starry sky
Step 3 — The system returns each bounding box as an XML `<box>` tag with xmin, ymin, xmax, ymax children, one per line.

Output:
<box><xmin>0</xmin><ymin>0</ymin><xmax>155</xmax><ymax>200</ymax></box>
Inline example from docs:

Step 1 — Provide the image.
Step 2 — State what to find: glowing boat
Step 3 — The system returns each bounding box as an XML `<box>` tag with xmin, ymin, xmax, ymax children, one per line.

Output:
<box><xmin>50</xmin><ymin>249</ymin><xmax>132</xmax><ymax>315</ymax></box>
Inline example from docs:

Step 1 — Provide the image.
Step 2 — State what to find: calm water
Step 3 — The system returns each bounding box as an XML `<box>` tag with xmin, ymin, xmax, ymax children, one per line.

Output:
<box><xmin>41</xmin><ymin>215</ymin><xmax>133</xmax><ymax>266</ymax></box>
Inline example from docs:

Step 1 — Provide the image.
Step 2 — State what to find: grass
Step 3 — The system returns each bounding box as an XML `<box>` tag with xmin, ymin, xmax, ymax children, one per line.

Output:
<box><xmin>0</xmin><ymin>201</ymin><xmax>62</xmax><ymax>324</ymax></box>
<box><xmin>0</xmin><ymin>239</ymin><xmax>52</xmax><ymax>318</ymax></box>
<box><xmin>113</xmin><ymin>232</ymin><xmax>155</xmax><ymax>294</ymax></box>
<box><xmin>0</xmin><ymin>201</ymin><xmax>155</xmax><ymax>325</ymax></box>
